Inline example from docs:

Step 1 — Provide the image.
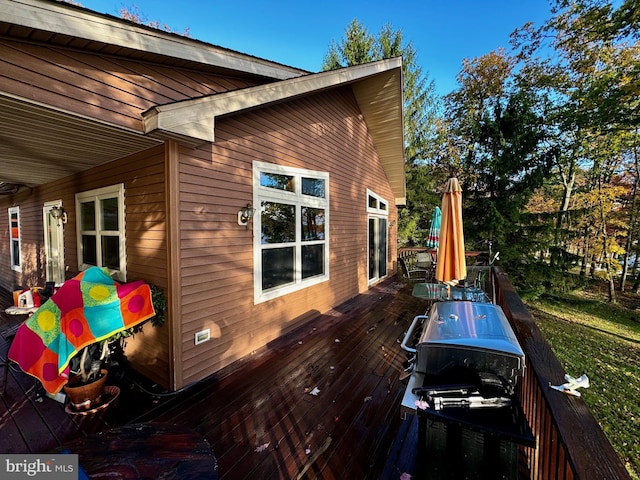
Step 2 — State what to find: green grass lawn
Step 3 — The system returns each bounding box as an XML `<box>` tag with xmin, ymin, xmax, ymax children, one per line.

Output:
<box><xmin>525</xmin><ymin>291</ymin><xmax>640</xmax><ymax>480</ymax></box>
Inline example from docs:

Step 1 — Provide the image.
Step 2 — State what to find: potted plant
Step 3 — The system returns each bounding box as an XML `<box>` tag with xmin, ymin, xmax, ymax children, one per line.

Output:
<box><xmin>63</xmin><ymin>343</ymin><xmax>111</xmax><ymax>410</ymax></box>
<box><xmin>63</xmin><ymin>284</ymin><xmax>166</xmax><ymax>411</ymax></box>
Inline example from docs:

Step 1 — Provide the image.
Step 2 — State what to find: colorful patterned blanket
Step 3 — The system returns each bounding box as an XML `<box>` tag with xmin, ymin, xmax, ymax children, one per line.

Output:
<box><xmin>8</xmin><ymin>267</ymin><xmax>155</xmax><ymax>394</ymax></box>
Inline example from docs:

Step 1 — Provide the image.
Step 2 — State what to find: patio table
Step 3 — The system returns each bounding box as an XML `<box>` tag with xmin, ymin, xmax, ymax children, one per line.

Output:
<box><xmin>412</xmin><ymin>282</ymin><xmax>446</xmax><ymax>300</ymax></box>
<box><xmin>4</xmin><ymin>306</ymin><xmax>38</xmax><ymax>316</ymax></box>
<box><xmin>412</xmin><ymin>283</ymin><xmax>490</xmax><ymax>303</ymax></box>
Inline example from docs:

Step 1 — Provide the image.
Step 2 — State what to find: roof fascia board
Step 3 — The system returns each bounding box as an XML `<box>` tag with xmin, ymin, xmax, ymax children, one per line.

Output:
<box><xmin>3</xmin><ymin>0</ymin><xmax>304</xmax><ymax>80</ymax></box>
<box><xmin>143</xmin><ymin>57</ymin><xmax>403</xmax><ymax>142</ymax></box>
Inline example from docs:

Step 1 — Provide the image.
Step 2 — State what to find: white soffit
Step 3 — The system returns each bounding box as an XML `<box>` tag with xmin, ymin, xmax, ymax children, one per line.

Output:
<box><xmin>144</xmin><ymin>58</ymin><xmax>407</xmax><ymax>205</ymax></box>
<box><xmin>2</xmin><ymin>0</ymin><xmax>305</xmax><ymax>80</ymax></box>
<box><xmin>0</xmin><ymin>93</ymin><xmax>162</xmax><ymax>187</ymax></box>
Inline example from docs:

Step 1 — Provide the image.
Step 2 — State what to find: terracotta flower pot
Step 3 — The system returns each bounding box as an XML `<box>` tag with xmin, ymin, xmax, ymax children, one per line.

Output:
<box><xmin>63</xmin><ymin>369</ymin><xmax>108</xmax><ymax>411</ymax></box>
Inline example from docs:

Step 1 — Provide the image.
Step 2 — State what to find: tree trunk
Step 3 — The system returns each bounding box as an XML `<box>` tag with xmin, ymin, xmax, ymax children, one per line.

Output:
<box><xmin>608</xmin><ymin>274</ymin><xmax>617</xmax><ymax>303</ymax></box>
<box><xmin>580</xmin><ymin>227</ymin><xmax>589</xmax><ymax>277</ymax></box>
<box><xmin>589</xmin><ymin>252</ymin><xmax>596</xmax><ymax>278</ymax></box>
<box><xmin>619</xmin><ymin>141</ymin><xmax>639</xmax><ymax>291</ymax></box>
<box><xmin>552</xmin><ymin>160</ymin><xmax>576</xmax><ymax>268</ymax></box>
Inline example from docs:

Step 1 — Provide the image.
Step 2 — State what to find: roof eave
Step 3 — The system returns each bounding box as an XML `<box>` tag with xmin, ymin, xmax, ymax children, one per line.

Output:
<box><xmin>144</xmin><ymin>58</ymin><xmax>406</xmax><ymax>205</ymax></box>
<box><xmin>2</xmin><ymin>0</ymin><xmax>306</xmax><ymax>80</ymax></box>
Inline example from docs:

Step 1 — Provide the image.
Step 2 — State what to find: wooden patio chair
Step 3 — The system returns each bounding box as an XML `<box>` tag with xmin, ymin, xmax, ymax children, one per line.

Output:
<box><xmin>398</xmin><ymin>257</ymin><xmax>429</xmax><ymax>283</ymax></box>
<box><xmin>416</xmin><ymin>252</ymin><xmax>435</xmax><ymax>281</ymax></box>
<box><xmin>1</xmin><ymin>322</ymin><xmax>20</xmax><ymax>395</ymax></box>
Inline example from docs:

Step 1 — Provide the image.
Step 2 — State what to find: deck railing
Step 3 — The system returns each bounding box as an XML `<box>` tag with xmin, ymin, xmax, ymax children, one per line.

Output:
<box><xmin>396</xmin><ymin>248</ymin><xmax>630</xmax><ymax>479</ymax></box>
<box><xmin>492</xmin><ymin>267</ymin><xmax>631</xmax><ymax>480</ymax></box>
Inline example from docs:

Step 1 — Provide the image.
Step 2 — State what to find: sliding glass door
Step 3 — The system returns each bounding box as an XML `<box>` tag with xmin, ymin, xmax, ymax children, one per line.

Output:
<box><xmin>368</xmin><ymin>216</ymin><xmax>388</xmax><ymax>283</ymax></box>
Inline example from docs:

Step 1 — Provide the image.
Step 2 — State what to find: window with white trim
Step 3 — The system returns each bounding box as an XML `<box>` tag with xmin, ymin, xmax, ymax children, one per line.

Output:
<box><xmin>76</xmin><ymin>184</ymin><xmax>126</xmax><ymax>281</ymax></box>
<box><xmin>254</xmin><ymin>161</ymin><xmax>329</xmax><ymax>302</ymax></box>
<box><xmin>367</xmin><ymin>191</ymin><xmax>388</xmax><ymax>214</ymax></box>
<box><xmin>8</xmin><ymin>207</ymin><xmax>21</xmax><ymax>272</ymax></box>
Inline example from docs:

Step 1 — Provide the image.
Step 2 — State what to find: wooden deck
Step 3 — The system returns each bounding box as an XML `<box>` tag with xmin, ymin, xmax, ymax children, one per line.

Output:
<box><xmin>3</xmin><ymin>268</ymin><xmax>632</xmax><ymax>479</ymax></box>
<box><xmin>1</xmin><ymin>279</ymin><xmax>436</xmax><ymax>479</ymax></box>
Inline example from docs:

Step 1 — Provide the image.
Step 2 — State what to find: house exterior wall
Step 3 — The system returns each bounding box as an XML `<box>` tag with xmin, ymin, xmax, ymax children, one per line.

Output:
<box><xmin>0</xmin><ymin>33</ymin><xmax>400</xmax><ymax>392</ymax></box>
<box><xmin>0</xmin><ymin>145</ymin><xmax>172</xmax><ymax>387</ymax></box>
<box><xmin>176</xmin><ymin>85</ymin><xmax>398</xmax><ymax>386</ymax></box>
<box><xmin>0</xmin><ymin>37</ymin><xmax>260</xmax><ymax>131</ymax></box>
<box><xmin>0</xmin><ymin>85</ymin><xmax>398</xmax><ymax>391</ymax></box>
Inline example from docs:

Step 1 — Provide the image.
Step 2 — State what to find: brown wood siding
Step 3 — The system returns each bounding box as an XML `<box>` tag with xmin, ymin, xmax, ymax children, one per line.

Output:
<box><xmin>0</xmin><ymin>37</ymin><xmax>260</xmax><ymax>131</ymax></box>
<box><xmin>0</xmin><ymin>190</ymin><xmax>46</xmax><ymax>291</ymax></box>
<box><xmin>0</xmin><ymin>144</ymin><xmax>171</xmax><ymax>388</ymax></box>
<box><xmin>176</xmin><ymin>86</ymin><xmax>398</xmax><ymax>386</ymax></box>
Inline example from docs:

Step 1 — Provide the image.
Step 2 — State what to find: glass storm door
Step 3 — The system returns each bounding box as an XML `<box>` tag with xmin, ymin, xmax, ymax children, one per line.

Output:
<box><xmin>43</xmin><ymin>202</ymin><xmax>65</xmax><ymax>285</ymax></box>
<box><xmin>368</xmin><ymin>216</ymin><xmax>388</xmax><ymax>283</ymax></box>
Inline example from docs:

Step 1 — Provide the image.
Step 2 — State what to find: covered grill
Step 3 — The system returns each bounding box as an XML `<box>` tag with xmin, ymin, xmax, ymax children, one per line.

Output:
<box><xmin>401</xmin><ymin>301</ymin><xmax>534</xmax><ymax>479</ymax></box>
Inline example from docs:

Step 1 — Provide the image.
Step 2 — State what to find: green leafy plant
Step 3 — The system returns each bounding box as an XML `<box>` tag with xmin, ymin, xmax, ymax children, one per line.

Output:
<box><xmin>67</xmin><ymin>284</ymin><xmax>166</xmax><ymax>385</ymax></box>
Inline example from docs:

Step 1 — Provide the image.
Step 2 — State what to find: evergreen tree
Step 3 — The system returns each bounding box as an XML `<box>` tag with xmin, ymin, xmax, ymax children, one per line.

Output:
<box><xmin>323</xmin><ymin>20</ymin><xmax>441</xmax><ymax>245</ymax></box>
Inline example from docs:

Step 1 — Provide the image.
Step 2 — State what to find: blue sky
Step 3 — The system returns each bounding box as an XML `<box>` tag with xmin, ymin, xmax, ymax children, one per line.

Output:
<box><xmin>81</xmin><ymin>0</ymin><xmax>554</xmax><ymax>96</ymax></box>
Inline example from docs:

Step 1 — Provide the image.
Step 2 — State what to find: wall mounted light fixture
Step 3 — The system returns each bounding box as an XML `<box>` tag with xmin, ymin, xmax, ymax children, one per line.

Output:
<box><xmin>50</xmin><ymin>206</ymin><xmax>67</xmax><ymax>226</ymax></box>
<box><xmin>237</xmin><ymin>203</ymin><xmax>255</xmax><ymax>228</ymax></box>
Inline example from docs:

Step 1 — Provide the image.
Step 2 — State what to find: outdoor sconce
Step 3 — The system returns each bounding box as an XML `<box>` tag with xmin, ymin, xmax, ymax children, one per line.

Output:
<box><xmin>237</xmin><ymin>203</ymin><xmax>255</xmax><ymax>228</ymax></box>
<box><xmin>50</xmin><ymin>206</ymin><xmax>67</xmax><ymax>226</ymax></box>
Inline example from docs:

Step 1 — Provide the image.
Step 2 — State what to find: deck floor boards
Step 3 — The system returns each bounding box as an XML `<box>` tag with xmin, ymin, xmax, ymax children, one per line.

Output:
<box><xmin>1</xmin><ymin>279</ymin><xmax>529</xmax><ymax>479</ymax></box>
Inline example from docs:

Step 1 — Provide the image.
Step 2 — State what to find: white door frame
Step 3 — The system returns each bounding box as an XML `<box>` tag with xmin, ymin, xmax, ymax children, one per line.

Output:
<box><xmin>43</xmin><ymin>200</ymin><xmax>65</xmax><ymax>285</ymax></box>
<box><xmin>366</xmin><ymin>190</ymin><xmax>389</xmax><ymax>285</ymax></box>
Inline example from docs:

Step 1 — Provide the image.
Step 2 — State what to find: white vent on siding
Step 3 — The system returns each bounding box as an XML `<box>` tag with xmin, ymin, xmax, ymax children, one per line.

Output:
<box><xmin>195</xmin><ymin>329</ymin><xmax>211</xmax><ymax>345</ymax></box>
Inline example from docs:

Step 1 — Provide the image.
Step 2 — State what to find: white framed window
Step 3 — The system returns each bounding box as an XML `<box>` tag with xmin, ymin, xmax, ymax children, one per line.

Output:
<box><xmin>254</xmin><ymin>161</ymin><xmax>329</xmax><ymax>303</ymax></box>
<box><xmin>8</xmin><ymin>206</ymin><xmax>21</xmax><ymax>272</ymax></box>
<box><xmin>76</xmin><ymin>184</ymin><xmax>126</xmax><ymax>281</ymax></box>
<box><xmin>367</xmin><ymin>190</ymin><xmax>388</xmax><ymax>215</ymax></box>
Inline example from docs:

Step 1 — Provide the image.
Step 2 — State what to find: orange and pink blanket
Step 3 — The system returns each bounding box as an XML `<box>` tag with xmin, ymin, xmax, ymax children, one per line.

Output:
<box><xmin>8</xmin><ymin>267</ymin><xmax>155</xmax><ymax>394</ymax></box>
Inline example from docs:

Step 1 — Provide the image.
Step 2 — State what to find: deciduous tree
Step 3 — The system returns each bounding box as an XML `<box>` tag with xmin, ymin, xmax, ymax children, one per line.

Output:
<box><xmin>512</xmin><ymin>0</ymin><xmax>640</xmax><ymax>296</ymax></box>
<box><xmin>445</xmin><ymin>50</ymin><xmax>554</xmax><ymax>262</ymax></box>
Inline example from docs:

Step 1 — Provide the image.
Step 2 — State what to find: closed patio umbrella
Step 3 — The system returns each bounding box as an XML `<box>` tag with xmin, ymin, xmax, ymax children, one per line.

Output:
<box><xmin>435</xmin><ymin>177</ymin><xmax>466</xmax><ymax>286</ymax></box>
<box><xmin>425</xmin><ymin>206</ymin><xmax>441</xmax><ymax>249</ymax></box>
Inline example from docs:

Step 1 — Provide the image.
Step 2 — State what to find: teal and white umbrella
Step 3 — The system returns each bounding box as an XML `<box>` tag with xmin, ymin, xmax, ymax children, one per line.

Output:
<box><xmin>425</xmin><ymin>206</ymin><xmax>441</xmax><ymax>249</ymax></box>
